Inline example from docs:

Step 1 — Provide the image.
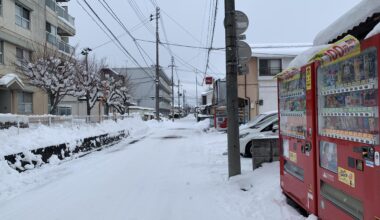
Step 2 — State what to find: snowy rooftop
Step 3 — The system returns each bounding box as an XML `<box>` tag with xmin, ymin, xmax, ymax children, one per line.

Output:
<box><xmin>249</xmin><ymin>43</ymin><xmax>312</xmax><ymax>58</ymax></box>
<box><xmin>287</xmin><ymin>44</ymin><xmax>331</xmax><ymax>69</ymax></box>
<box><xmin>0</xmin><ymin>73</ymin><xmax>24</xmax><ymax>89</ymax></box>
<box><xmin>314</xmin><ymin>0</ymin><xmax>380</xmax><ymax>45</ymax></box>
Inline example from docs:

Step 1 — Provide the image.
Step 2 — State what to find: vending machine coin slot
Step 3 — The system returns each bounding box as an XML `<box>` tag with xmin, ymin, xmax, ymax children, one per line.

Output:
<box><xmin>348</xmin><ymin>157</ymin><xmax>356</xmax><ymax>169</ymax></box>
<box><xmin>356</xmin><ymin>159</ymin><xmax>364</xmax><ymax>171</ymax></box>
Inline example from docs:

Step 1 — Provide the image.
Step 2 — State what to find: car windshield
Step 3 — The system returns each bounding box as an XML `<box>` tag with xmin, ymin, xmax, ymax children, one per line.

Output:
<box><xmin>250</xmin><ymin>114</ymin><xmax>277</xmax><ymax>129</ymax></box>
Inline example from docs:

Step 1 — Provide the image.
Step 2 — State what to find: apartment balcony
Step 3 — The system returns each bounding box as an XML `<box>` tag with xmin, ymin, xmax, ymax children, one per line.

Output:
<box><xmin>46</xmin><ymin>32</ymin><xmax>75</xmax><ymax>54</ymax></box>
<box><xmin>46</xmin><ymin>0</ymin><xmax>76</xmax><ymax>36</ymax></box>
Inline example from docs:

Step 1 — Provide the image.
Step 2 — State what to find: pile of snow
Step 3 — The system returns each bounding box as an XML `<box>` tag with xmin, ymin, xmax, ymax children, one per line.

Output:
<box><xmin>0</xmin><ymin>116</ymin><xmax>148</xmax><ymax>157</ymax></box>
<box><xmin>314</xmin><ymin>0</ymin><xmax>380</xmax><ymax>45</ymax></box>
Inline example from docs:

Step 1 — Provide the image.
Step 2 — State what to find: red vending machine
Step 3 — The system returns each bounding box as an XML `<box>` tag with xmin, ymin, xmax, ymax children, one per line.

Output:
<box><xmin>316</xmin><ymin>35</ymin><xmax>380</xmax><ymax>220</ymax></box>
<box><xmin>278</xmin><ymin>62</ymin><xmax>318</xmax><ymax>215</ymax></box>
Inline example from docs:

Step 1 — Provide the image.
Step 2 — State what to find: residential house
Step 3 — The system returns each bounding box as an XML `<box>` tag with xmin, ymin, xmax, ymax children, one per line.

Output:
<box><xmin>0</xmin><ymin>0</ymin><xmax>75</xmax><ymax>115</ymax></box>
<box><xmin>237</xmin><ymin>43</ymin><xmax>311</xmax><ymax>120</ymax></box>
<box><xmin>113</xmin><ymin>66</ymin><xmax>172</xmax><ymax>116</ymax></box>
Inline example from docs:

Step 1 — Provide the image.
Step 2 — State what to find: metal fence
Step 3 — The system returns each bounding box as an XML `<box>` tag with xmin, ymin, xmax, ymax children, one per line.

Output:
<box><xmin>1</xmin><ymin>115</ymin><xmax>132</xmax><ymax>132</ymax></box>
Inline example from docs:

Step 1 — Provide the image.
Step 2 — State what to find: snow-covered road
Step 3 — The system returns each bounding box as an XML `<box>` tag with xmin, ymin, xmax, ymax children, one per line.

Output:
<box><xmin>0</xmin><ymin>117</ymin><xmax>312</xmax><ymax>220</ymax></box>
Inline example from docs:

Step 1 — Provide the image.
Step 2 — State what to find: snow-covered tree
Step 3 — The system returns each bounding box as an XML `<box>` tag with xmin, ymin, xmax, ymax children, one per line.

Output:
<box><xmin>100</xmin><ymin>69</ymin><xmax>133</xmax><ymax>115</ymax></box>
<box><xmin>74</xmin><ymin>56</ymin><xmax>106</xmax><ymax>116</ymax></box>
<box><xmin>18</xmin><ymin>48</ymin><xmax>77</xmax><ymax>114</ymax></box>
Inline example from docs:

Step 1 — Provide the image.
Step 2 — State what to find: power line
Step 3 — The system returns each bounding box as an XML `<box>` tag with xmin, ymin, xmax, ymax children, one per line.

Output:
<box><xmin>135</xmin><ymin>38</ymin><xmax>223</xmax><ymax>50</ymax></box>
<box><xmin>91</xmin><ymin>19</ymin><xmax>151</xmax><ymax>50</ymax></box>
<box><xmin>203</xmin><ymin>0</ymin><xmax>219</xmax><ymax>81</ymax></box>
<box><xmin>81</xmin><ymin>0</ymin><xmax>156</xmax><ymax>80</ymax></box>
<box><xmin>77</xmin><ymin>0</ymin><xmax>127</xmax><ymax>57</ymax></box>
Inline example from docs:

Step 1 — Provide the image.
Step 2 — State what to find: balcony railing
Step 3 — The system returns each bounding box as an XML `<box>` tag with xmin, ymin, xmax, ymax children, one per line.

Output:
<box><xmin>46</xmin><ymin>31</ymin><xmax>75</xmax><ymax>54</ymax></box>
<box><xmin>45</xmin><ymin>0</ymin><xmax>75</xmax><ymax>27</ymax></box>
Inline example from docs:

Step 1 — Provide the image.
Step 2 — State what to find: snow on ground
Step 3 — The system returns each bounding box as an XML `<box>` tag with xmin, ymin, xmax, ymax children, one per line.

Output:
<box><xmin>0</xmin><ymin>116</ymin><xmax>312</xmax><ymax>220</ymax></box>
<box><xmin>0</xmin><ymin>116</ymin><xmax>148</xmax><ymax>157</ymax></box>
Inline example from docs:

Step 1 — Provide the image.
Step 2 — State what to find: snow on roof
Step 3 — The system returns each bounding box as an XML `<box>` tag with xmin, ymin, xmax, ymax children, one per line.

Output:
<box><xmin>366</xmin><ymin>21</ymin><xmax>380</xmax><ymax>39</ymax></box>
<box><xmin>0</xmin><ymin>73</ymin><xmax>24</xmax><ymax>89</ymax></box>
<box><xmin>249</xmin><ymin>43</ymin><xmax>312</xmax><ymax>58</ymax></box>
<box><xmin>287</xmin><ymin>44</ymin><xmax>331</xmax><ymax>68</ymax></box>
<box><xmin>314</xmin><ymin>0</ymin><xmax>380</xmax><ymax>45</ymax></box>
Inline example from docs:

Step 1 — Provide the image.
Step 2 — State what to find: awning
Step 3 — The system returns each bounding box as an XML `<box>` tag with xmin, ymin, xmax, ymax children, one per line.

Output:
<box><xmin>0</xmin><ymin>73</ymin><xmax>25</xmax><ymax>90</ymax></box>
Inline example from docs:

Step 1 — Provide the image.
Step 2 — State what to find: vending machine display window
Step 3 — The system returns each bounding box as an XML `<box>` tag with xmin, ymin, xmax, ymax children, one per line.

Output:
<box><xmin>279</xmin><ymin>70</ymin><xmax>307</xmax><ymax>139</ymax></box>
<box><xmin>319</xmin><ymin>141</ymin><xmax>338</xmax><ymax>173</ymax></box>
<box><xmin>318</xmin><ymin>47</ymin><xmax>379</xmax><ymax>144</ymax></box>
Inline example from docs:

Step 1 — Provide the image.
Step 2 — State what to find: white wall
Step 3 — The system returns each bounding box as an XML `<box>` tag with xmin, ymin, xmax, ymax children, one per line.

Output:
<box><xmin>257</xmin><ymin>57</ymin><xmax>294</xmax><ymax>114</ymax></box>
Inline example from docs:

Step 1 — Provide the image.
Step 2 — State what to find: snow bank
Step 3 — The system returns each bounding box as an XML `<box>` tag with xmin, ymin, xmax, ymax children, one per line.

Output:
<box><xmin>314</xmin><ymin>0</ymin><xmax>380</xmax><ymax>45</ymax></box>
<box><xmin>288</xmin><ymin>44</ymin><xmax>330</xmax><ymax>68</ymax></box>
<box><xmin>366</xmin><ymin>21</ymin><xmax>380</xmax><ymax>39</ymax></box>
<box><xmin>0</xmin><ymin>116</ymin><xmax>147</xmax><ymax>157</ymax></box>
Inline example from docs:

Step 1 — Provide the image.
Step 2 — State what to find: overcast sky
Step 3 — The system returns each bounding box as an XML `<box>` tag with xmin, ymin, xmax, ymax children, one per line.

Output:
<box><xmin>69</xmin><ymin>0</ymin><xmax>360</xmax><ymax>106</ymax></box>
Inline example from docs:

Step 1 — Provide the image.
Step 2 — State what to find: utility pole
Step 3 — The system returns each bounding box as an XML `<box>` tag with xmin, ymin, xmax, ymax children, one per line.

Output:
<box><xmin>195</xmin><ymin>73</ymin><xmax>198</xmax><ymax>119</ymax></box>
<box><xmin>178</xmin><ymin>79</ymin><xmax>181</xmax><ymax>116</ymax></box>
<box><xmin>81</xmin><ymin>47</ymin><xmax>92</xmax><ymax>118</ymax></box>
<box><xmin>183</xmin><ymin>89</ymin><xmax>186</xmax><ymax>115</ymax></box>
<box><xmin>170</xmin><ymin>56</ymin><xmax>175</xmax><ymax>122</ymax></box>
<box><xmin>224</xmin><ymin>0</ymin><xmax>241</xmax><ymax>177</ymax></box>
<box><xmin>195</xmin><ymin>73</ymin><xmax>198</xmax><ymax>108</ymax></box>
<box><xmin>154</xmin><ymin>7</ymin><xmax>160</xmax><ymax>121</ymax></box>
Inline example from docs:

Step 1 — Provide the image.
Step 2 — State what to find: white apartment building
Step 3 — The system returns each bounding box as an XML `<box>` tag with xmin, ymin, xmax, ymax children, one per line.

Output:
<box><xmin>0</xmin><ymin>0</ymin><xmax>75</xmax><ymax>115</ymax></box>
<box><xmin>113</xmin><ymin>67</ymin><xmax>172</xmax><ymax>116</ymax></box>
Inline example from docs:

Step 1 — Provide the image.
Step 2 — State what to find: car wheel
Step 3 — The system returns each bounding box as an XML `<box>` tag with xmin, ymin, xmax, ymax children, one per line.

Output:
<box><xmin>243</xmin><ymin>142</ymin><xmax>252</xmax><ymax>158</ymax></box>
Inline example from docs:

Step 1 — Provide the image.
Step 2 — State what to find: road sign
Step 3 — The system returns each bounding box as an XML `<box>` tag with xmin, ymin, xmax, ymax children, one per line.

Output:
<box><xmin>235</xmin><ymin>11</ymin><xmax>249</xmax><ymax>35</ymax></box>
<box><xmin>205</xmin><ymin>76</ymin><xmax>213</xmax><ymax>85</ymax></box>
<box><xmin>238</xmin><ymin>62</ymin><xmax>249</xmax><ymax>75</ymax></box>
<box><xmin>223</xmin><ymin>11</ymin><xmax>249</xmax><ymax>35</ymax></box>
<box><xmin>237</xmin><ymin>41</ymin><xmax>252</xmax><ymax>64</ymax></box>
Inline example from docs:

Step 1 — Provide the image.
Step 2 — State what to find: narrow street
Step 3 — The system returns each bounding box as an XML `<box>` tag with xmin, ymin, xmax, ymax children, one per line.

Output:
<box><xmin>0</xmin><ymin>118</ymin><xmax>305</xmax><ymax>220</ymax></box>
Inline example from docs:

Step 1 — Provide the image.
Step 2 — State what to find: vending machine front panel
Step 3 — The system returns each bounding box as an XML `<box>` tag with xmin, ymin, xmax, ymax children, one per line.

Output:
<box><xmin>279</xmin><ymin>63</ymin><xmax>318</xmax><ymax>215</ymax></box>
<box><xmin>316</xmin><ymin>34</ymin><xmax>380</xmax><ymax>220</ymax></box>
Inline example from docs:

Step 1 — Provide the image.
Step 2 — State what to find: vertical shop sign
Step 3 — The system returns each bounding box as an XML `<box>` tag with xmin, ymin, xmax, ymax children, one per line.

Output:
<box><xmin>306</xmin><ymin>66</ymin><xmax>312</xmax><ymax>90</ymax></box>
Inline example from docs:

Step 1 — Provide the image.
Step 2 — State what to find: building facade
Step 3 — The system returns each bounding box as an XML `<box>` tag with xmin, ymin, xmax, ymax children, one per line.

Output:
<box><xmin>0</xmin><ymin>0</ymin><xmax>75</xmax><ymax>115</ymax></box>
<box><xmin>113</xmin><ymin>67</ymin><xmax>172</xmax><ymax>116</ymax></box>
<box><xmin>238</xmin><ymin>44</ymin><xmax>311</xmax><ymax>120</ymax></box>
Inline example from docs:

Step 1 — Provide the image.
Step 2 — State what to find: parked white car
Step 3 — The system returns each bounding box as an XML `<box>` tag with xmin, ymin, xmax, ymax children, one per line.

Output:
<box><xmin>239</xmin><ymin>114</ymin><xmax>278</xmax><ymax>157</ymax></box>
<box><xmin>239</xmin><ymin>110</ymin><xmax>277</xmax><ymax>130</ymax></box>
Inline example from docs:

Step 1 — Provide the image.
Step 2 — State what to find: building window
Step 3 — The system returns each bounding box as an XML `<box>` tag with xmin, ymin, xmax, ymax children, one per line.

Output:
<box><xmin>15</xmin><ymin>4</ymin><xmax>30</xmax><ymax>29</ymax></box>
<box><xmin>259</xmin><ymin>59</ymin><xmax>282</xmax><ymax>76</ymax></box>
<box><xmin>57</xmin><ymin>106</ymin><xmax>72</xmax><ymax>115</ymax></box>
<box><xmin>46</xmin><ymin>22</ymin><xmax>58</xmax><ymax>45</ymax></box>
<box><xmin>16</xmin><ymin>47</ymin><xmax>31</xmax><ymax>62</ymax></box>
<box><xmin>18</xmin><ymin>92</ymin><xmax>33</xmax><ymax>114</ymax></box>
